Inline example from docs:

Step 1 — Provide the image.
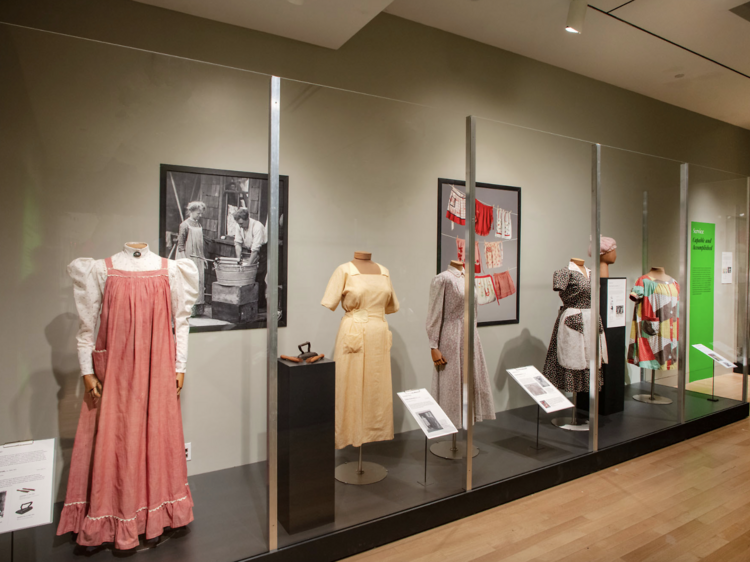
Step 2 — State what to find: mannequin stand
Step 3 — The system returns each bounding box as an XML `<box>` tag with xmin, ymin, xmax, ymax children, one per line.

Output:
<box><xmin>430</xmin><ymin>433</ymin><xmax>479</xmax><ymax>460</ymax></box>
<box><xmin>552</xmin><ymin>392</ymin><xmax>589</xmax><ymax>432</ymax></box>
<box><xmin>335</xmin><ymin>444</ymin><xmax>387</xmax><ymax>485</ymax></box>
<box><xmin>707</xmin><ymin>361</ymin><xmax>719</xmax><ymax>402</ymax></box>
<box><xmin>633</xmin><ymin>369</ymin><xmax>672</xmax><ymax>405</ymax></box>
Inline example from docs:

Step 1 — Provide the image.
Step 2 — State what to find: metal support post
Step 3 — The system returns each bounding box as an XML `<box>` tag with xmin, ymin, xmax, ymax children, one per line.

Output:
<box><xmin>266</xmin><ymin>75</ymin><xmax>281</xmax><ymax>551</ymax></box>
<box><xmin>464</xmin><ymin>116</ymin><xmax>476</xmax><ymax>492</ymax></box>
<box><xmin>677</xmin><ymin>163</ymin><xmax>689</xmax><ymax>423</ymax></box>
<box><xmin>744</xmin><ymin>177</ymin><xmax>750</xmax><ymax>404</ymax></box>
<box><xmin>589</xmin><ymin>143</ymin><xmax>601</xmax><ymax>452</ymax></box>
<box><xmin>641</xmin><ymin>191</ymin><xmax>648</xmax><ymax>383</ymax></box>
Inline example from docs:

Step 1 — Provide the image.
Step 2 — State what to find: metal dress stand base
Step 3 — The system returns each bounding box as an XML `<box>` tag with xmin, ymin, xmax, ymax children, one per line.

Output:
<box><xmin>552</xmin><ymin>392</ymin><xmax>589</xmax><ymax>432</ymax></box>
<box><xmin>430</xmin><ymin>433</ymin><xmax>479</xmax><ymax>459</ymax></box>
<box><xmin>335</xmin><ymin>445</ymin><xmax>387</xmax><ymax>485</ymax></box>
<box><xmin>633</xmin><ymin>369</ymin><xmax>672</xmax><ymax>405</ymax></box>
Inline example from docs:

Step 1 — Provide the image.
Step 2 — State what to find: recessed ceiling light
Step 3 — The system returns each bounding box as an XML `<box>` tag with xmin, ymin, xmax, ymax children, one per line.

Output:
<box><xmin>566</xmin><ymin>0</ymin><xmax>587</xmax><ymax>34</ymax></box>
<box><xmin>675</xmin><ymin>73</ymin><xmax>685</xmax><ymax>78</ymax></box>
<box><xmin>288</xmin><ymin>0</ymin><xmax>304</xmax><ymax>5</ymax></box>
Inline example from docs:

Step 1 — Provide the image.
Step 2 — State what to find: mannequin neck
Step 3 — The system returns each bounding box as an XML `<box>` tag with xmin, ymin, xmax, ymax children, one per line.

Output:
<box><xmin>352</xmin><ymin>251</ymin><xmax>380</xmax><ymax>275</ymax></box>
<box><xmin>570</xmin><ymin>257</ymin><xmax>587</xmax><ymax>277</ymax></box>
<box><xmin>648</xmin><ymin>267</ymin><xmax>670</xmax><ymax>281</ymax></box>
<box><xmin>449</xmin><ymin>260</ymin><xmax>464</xmax><ymax>270</ymax></box>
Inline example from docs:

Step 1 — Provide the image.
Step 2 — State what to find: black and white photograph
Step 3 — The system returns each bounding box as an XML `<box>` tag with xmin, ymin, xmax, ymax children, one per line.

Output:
<box><xmin>418</xmin><ymin>411</ymin><xmax>443</xmax><ymax>433</ymax></box>
<box><xmin>524</xmin><ymin>382</ymin><xmax>546</xmax><ymax>397</ymax></box>
<box><xmin>0</xmin><ymin>490</ymin><xmax>6</xmax><ymax>518</ymax></box>
<box><xmin>437</xmin><ymin>178</ymin><xmax>521</xmax><ymax>326</ymax></box>
<box><xmin>533</xmin><ymin>375</ymin><xmax>551</xmax><ymax>388</ymax></box>
<box><xmin>160</xmin><ymin>164</ymin><xmax>289</xmax><ymax>333</ymax></box>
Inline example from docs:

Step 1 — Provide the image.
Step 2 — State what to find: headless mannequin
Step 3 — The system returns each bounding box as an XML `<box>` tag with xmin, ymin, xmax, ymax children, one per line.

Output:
<box><xmin>571</xmin><ymin>257</ymin><xmax>588</xmax><ymax>277</ymax></box>
<box><xmin>82</xmin><ymin>242</ymin><xmax>185</xmax><ymax>403</ymax></box>
<box><xmin>352</xmin><ymin>251</ymin><xmax>380</xmax><ymax>275</ymax></box>
<box><xmin>430</xmin><ymin>260</ymin><xmax>464</xmax><ymax>367</ymax></box>
<box><xmin>647</xmin><ymin>266</ymin><xmax>671</xmax><ymax>282</ymax></box>
<box><xmin>600</xmin><ymin>248</ymin><xmax>617</xmax><ymax>278</ymax></box>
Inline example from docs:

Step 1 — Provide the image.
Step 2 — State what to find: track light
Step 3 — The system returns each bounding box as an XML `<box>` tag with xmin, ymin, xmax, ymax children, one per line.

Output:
<box><xmin>566</xmin><ymin>0</ymin><xmax>587</xmax><ymax>34</ymax></box>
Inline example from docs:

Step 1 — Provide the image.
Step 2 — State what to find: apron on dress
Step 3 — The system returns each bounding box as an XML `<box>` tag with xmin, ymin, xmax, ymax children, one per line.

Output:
<box><xmin>57</xmin><ymin>257</ymin><xmax>193</xmax><ymax>550</ymax></box>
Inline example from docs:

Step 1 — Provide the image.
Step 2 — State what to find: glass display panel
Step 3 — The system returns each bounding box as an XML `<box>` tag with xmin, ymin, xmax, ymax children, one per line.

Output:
<box><xmin>598</xmin><ymin>146</ymin><xmax>682</xmax><ymax>446</ymax></box>
<box><xmin>0</xmin><ymin>25</ymin><xmax>271</xmax><ymax>561</ymax></box>
<box><xmin>685</xmin><ymin>164</ymin><xmax>749</xmax><ymax>413</ymax></box>
<box><xmin>277</xmin><ymin>77</ymin><xmax>468</xmax><ymax>546</ymax></box>
<box><xmin>470</xmin><ymin>118</ymin><xmax>594</xmax><ymax>489</ymax></box>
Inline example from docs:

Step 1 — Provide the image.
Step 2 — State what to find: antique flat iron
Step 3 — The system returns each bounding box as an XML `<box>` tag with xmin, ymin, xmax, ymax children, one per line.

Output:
<box><xmin>280</xmin><ymin>342</ymin><xmax>324</xmax><ymax>364</ymax></box>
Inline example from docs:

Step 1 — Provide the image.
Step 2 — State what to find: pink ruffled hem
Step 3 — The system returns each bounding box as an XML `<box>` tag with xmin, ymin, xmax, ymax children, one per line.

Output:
<box><xmin>56</xmin><ymin>486</ymin><xmax>194</xmax><ymax>550</ymax></box>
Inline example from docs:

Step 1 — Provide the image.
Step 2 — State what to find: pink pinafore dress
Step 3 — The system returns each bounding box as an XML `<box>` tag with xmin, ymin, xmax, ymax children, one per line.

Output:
<box><xmin>57</xmin><ymin>257</ymin><xmax>193</xmax><ymax>549</ymax></box>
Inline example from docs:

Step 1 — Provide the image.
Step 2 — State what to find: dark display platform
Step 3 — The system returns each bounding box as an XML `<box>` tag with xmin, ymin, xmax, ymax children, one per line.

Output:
<box><xmin>10</xmin><ymin>382</ymin><xmax>746</xmax><ymax>562</ymax></box>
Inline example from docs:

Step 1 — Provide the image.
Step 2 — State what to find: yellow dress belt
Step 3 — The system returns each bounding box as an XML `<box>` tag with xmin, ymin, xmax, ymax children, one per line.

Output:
<box><xmin>344</xmin><ymin>310</ymin><xmax>385</xmax><ymax>323</ymax></box>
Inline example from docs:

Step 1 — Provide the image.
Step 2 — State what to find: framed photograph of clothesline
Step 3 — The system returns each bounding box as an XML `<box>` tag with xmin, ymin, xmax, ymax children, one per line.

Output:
<box><xmin>159</xmin><ymin>164</ymin><xmax>289</xmax><ymax>333</ymax></box>
<box><xmin>437</xmin><ymin>178</ymin><xmax>521</xmax><ymax>327</ymax></box>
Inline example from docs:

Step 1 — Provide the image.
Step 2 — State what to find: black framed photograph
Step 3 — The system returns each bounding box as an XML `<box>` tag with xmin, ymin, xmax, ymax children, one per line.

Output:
<box><xmin>437</xmin><ymin>178</ymin><xmax>521</xmax><ymax>326</ymax></box>
<box><xmin>159</xmin><ymin>164</ymin><xmax>288</xmax><ymax>333</ymax></box>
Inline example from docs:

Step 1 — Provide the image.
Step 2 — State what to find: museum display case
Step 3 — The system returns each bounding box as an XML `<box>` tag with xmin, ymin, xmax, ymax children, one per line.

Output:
<box><xmin>1</xmin><ymin>20</ymin><xmax>748</xmax><ymax>562</ymax></box>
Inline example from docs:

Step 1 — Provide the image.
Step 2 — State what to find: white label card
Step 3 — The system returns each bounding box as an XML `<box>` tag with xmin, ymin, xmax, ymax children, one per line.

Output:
<box><xmin>692</xmin><ymin>344</ymin><xmax>736</xmax><ymax>370</ymax></box>
<box><xmin>722</xmin><ymin>252</ymin><xmax>733</xmax><ymax>284</ymax></box>
<box><xmin>606</xmin><ymin>278</ymin><xmax>627</xmax><ymax>328</ymax></box>
<box><xmin>0</xmin><ymin>438</ymin><xmax>56</xmax><ymax>534</ymax></box>
<box><xmin>506</xmin><ymin>366</ymin><xmax>574</xmax><ymax>414</ymax></box>
<box><xmin>397</xmin><ymin>389</ymin><xmax>458</xmax><ymax>439</ymax></box>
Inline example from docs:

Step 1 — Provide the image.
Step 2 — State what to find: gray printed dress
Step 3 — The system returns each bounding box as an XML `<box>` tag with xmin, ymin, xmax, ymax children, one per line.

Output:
<box><xmin>426</xmin><ymin>265</ymin><xmax>495</xmax><ymax>428</ymax></box>
<box><xmin>543</xmin><ymin>262</ymin><xmax>607</xmax><ymax>393</ymax></box>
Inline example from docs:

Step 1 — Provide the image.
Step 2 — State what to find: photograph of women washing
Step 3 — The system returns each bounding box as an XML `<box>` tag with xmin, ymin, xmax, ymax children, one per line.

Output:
<box><xmin>160</xmin><ymin>164</ymin><xmax>288</xmax><ymax>332</ymax></box>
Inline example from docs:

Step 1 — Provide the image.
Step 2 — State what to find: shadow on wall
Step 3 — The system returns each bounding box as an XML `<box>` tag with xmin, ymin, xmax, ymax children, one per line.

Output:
<box><xmin>494</xmin><ymin>328</ymin><xmax>548</xmax><ymax>409</ymax></box>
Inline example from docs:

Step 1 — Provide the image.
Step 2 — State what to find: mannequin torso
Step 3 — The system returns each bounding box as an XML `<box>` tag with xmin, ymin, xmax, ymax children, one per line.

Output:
<box><xmin>430</xmin><ymin>260</ymin><xmax>465</xmax><ymax>366</ymax></box>
<box><xmin>352</xmin><ymin>251</ymin><xmax>381</xmax><ymax>275</ymax></box>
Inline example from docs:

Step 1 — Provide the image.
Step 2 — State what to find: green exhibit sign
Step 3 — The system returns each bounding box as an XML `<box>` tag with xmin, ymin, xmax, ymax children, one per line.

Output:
<box><xmin>689</xmin><ymin>222</ymin><xmax>715</xmax><ymax>382</ymax></box>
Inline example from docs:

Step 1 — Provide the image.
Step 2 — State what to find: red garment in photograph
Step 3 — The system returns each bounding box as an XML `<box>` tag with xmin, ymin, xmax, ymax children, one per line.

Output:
<box><xmin>57</xmin><ymin>257</ymin><xmax>193</xmax><ymax>550</ymax></box>
<box><xmin>456</xmin><ymin>238</ymin><xmax>481</xmax><ymax>273</ymax></box>
<box><xmin>492</xmin><ymin>271</ymin><xmax>516</xmax><ymax>301</ymax></box>
<box><xmin>475</xmin><ymin>200</ymin><xmax>494</xmax><ymax>236</ymax></box>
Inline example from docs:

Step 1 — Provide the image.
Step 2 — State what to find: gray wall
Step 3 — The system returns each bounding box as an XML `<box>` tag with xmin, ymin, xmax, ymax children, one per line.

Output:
<box><xmin>1</xmin><ymin>1</ymin><xmax>749</xmax><ymax>499</ymax></box>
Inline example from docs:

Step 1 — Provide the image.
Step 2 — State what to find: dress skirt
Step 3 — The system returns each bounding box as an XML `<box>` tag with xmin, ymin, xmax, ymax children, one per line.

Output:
<box><xmin>57</xmin><ymin>258</ymin><xmax>193</xmax><ymax>550</ymax></box>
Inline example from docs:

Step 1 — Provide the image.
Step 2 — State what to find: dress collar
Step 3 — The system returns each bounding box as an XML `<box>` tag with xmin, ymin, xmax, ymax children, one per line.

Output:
<box><xmin>568</xmin><ymin>260</ymin><xmax>590</xmax><ymax>278</ymax></box>
<box><xmin>347</xmin><ymin>262</ymin><xmax>387</xmax><ymax>276</ymax></box>
<box><xmin>123</xmin><ymin>243</ymin><xmax>150</xmax><ymax>259</ymax></box>
<box><xmin>447</xmin><ymin>264</ymin><xmax>465</xmax><ymax>278</ymax></box>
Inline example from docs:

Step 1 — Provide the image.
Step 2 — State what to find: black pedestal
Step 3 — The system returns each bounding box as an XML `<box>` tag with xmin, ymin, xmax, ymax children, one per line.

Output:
<box><xmin>278</xmin><ymin>358</ymin><xmax>336</xmax><ymax>534</ymax></box>
<box><xmin>580</xmin><ymin>277</ymin><xmax>626</xmax><ymax>415</ymax></box>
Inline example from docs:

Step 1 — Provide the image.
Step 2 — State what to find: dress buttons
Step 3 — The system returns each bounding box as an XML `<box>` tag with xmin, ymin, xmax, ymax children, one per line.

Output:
<box><xmin>134</xmin><ymin>251</ymin><xmax>142</xmax><ymax>258</ymax></box>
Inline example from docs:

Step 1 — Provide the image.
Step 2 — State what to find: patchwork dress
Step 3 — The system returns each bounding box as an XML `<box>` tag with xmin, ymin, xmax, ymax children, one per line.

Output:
<box><xmin>426</xmin><ymin>266</ymin><xmax>495</xmax><ymax>428</ymax></box>
<box><xmin>543</xmin><ymin>262</ymin><xmax>607</xmax><ymax>393</ymax></box>
<box><xmin>627</xmin><ymin>275</ymin><xmax>680</xmax><ymax>370</ymax></box>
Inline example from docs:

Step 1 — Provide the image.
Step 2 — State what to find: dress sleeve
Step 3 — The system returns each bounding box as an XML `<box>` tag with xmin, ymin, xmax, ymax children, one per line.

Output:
<box><xmin>425</xmin><ymin>275</ymin><xmax>445</xmax><ymax>349</ymax></box>
<box><xmin>629</xmin><ymin>277</ymin><xmax>645</xmax><ymax>302</ymax></box>
<box><xmin>176</xmin><ymin>221</ymin><xmax>189</xmax><ymax>253</ymax></box>
<box><xmin>68</xmin><ymin>258</ymin><xmax>104</xmax><ymax>376</ymax></box>
<box><xmin>552</xmin><ymin>269</ymin><xmax>569</xmax><ymax>292</ymax></box>
<box><xmin>170</xmin><ymin>259</ymin><xmax>199</xmax><ymax>373</ymax></box>
<box><xmin>386</xmin><ymin>276</ymin><xmax>400</xmax><ymax>315</ymax></box>
<box><xmin>321</xmin><ymin>265</ymin><xmax>346</xmax><ymax>311</ymax></box>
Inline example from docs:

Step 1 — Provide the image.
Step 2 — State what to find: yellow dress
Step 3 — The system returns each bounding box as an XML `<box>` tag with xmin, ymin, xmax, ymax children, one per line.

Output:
<box><xmin>321</xmin><ymin>262</ymin><xmax>400</xmax><ymax>449</ymax></box>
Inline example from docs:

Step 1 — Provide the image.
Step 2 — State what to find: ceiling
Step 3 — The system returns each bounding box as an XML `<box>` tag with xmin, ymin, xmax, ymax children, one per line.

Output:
<box><xmin>134</xmin><ymin>0</ymin><xmax>750</xmax><ymax>129</ymax></box>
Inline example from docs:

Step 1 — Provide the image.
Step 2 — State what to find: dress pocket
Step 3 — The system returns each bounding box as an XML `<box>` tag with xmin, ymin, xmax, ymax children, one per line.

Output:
<box><xmin>92</xmin><ymin>349</ymin><xmax>108</xmax><ymax>380</ymax></box>
<box><xmin>342</xmin><ymin>326</ymin><xmax>364</xmax><ymax>354</ymax></box>
<box><xmin>642</xmin><ymin>320</ymin><xmax>660</xmax><ymax>337</ymax></box>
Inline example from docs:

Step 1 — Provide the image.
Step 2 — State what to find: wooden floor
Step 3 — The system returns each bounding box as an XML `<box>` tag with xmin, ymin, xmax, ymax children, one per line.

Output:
<box><xmin>659</xmin><ymin>372</ymin><xmax>745</xmax><ymax>402</ymax></box>
<box><xmin>344</xmin><ymin>417</ymin><xmax>750</xmax><ymax>562</ymax></box>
